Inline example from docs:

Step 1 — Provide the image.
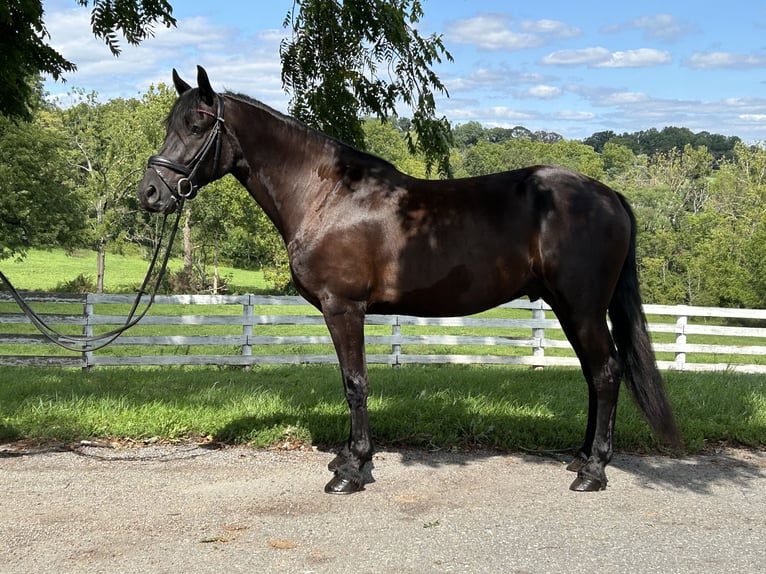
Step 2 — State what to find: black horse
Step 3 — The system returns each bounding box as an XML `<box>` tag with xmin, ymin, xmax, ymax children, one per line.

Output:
<box><xmin>137</xmin><ymin>66</ymin><xmax>680</xmax><ymax>494</ymax></box>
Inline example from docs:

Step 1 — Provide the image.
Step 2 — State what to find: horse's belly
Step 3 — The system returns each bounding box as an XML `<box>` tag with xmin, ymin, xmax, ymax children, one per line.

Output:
<box><xmin>371</xmin><ymin>258</ymin><xmax>532</xmax><ymax>317</ymax></box>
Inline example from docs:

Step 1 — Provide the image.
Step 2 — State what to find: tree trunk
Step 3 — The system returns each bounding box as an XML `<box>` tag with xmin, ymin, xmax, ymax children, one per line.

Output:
<box><xmin>212</xmin><ymin>231</ymin><xmax>220</xmax><ymax>294</ymax></box>
<box><xmin>183</xmin><ymin>204</ymin><xmax>193</xmax><ymax>274</ymax></box>
<box><xmin>95</xmin><ymin>196</ymin><xmax>106</xmax><ymax>293</ymax></box>
<box><xmin>96</xmin><ymin>243</ymin><xmax>106</xmax><ymax>294</ymax></box>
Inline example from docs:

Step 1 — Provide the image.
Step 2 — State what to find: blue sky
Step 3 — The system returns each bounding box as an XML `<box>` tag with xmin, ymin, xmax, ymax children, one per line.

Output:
<box><xmin>41</xmin><ymin>0</ymin><xmax>766</xmax><ymax>142</ymax></box>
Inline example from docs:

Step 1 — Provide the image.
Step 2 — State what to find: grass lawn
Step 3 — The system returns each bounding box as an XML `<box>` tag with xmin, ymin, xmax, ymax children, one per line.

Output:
<box><xmin>1</xmin><ymin>365</ymin><xmax>764</xmax><ymax>455</ymax></box>
<box><xmin>0</xmin><ymin>248</ymin><xmax>269</xmax><ymax>293</ymax></box>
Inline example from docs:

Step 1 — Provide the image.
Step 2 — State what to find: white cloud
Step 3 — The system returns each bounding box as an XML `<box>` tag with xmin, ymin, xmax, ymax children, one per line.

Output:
<box><xmin>612</xmin><ymin>14</ymin><xmax>696</xmax><ymax>42</ymax></box>
<box><xmin>441</xmin><ymin>106</ymin><xmax>480</xmax><ymax>120</ymax></box>
<box><xmin>684</xmin><ymin>52</ymin><xmax>766</xmax><ymax>69</ymax></box>
<box><xmin>445</xmin><ymin>68</ymin><xmax>511</xmax><ymax>90</ymax></box>
<box><xmin>596</xmin><ymin>91</ymin><xmax>651</xmax><ymax>106</ymax></box>
<box><xmin>444</xmin><ymin>68</ymin><xmax>550</xmax><ymax>95</ymax></box>
<box><xmin>446</xmin><ymin>14</ymin><xmax>580</xmax><ymax>51</ymax></box>
<box><xmin>553</xmin><ymin>110</ymin><xmax>595</xmax><ymax>120</ymax></box>
<box><xmin>487</xmin><ymin>106</ymin><xmax>535</xmax><ymax>121</ymax></box>
<box><xmin>526</xmin><ymin>84</ymin><xmax>561</xmax><ymax>98</ymax></box>
<box><xmin>541</xmin><ymin>47</ymin><xmax>670</xmax><ymax>68</ymax></box>
<box><xmin>42</xmin><ymin>9</ymin><xmax>284</xmax><ymax>109</ymax></box>
<box><xmin>447</xmin><ymin>15</ymin><xmax>542</xmax><ymax>50</ymax></box>
<box><xmin>541</xmin><ymin>47</ymin><xmax>611</xmax><ymax>66</ymax></box>
<box><xmin>444</xmin><ymin>102</ymin><xmax>535</xmax><ymax>123</ymax></box>
<box><xmin>596</xmin><ymin>49</ymin><xmax>672</xmax><ymax>68</ymax></box>
<box><xmin>519</xmin><ymin>19</ymin><xmax>580</xmax><ymax>39</ymax></box>
<box><xmin>256</xmin><ymin>28</ymin><xmax>289</xmax><ymax>44</ymax></box>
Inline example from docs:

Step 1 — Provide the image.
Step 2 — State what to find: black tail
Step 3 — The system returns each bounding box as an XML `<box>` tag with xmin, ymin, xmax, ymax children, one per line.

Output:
<box><xmin>609</xmin><ymin>195</ymin><xmax>682</xmax><ymax>448</ymax></box>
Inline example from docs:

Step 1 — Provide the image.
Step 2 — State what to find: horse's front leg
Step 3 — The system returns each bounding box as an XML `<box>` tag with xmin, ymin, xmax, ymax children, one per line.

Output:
<box><xmin>322</xmin><ymin>301</ymin><xmax>373</xmax><ymax>494</ymax></box>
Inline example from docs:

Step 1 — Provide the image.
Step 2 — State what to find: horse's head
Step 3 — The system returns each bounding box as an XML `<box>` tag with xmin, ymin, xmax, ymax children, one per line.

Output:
<box><xmin>137</xmin><ymin>66</ymin><xmax>229</xmax><ymax>213</ymax></box>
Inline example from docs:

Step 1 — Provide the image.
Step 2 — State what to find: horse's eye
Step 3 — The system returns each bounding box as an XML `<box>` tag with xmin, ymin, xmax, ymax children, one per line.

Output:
<box><xmin>190</xmin><ymin>124</ymin><xmax>203</xmax><ymax>135</ymax></box>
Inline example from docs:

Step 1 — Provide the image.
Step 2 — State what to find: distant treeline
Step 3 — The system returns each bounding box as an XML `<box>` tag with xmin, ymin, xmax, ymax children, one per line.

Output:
<box><xmin>582</xmin><ymin>127</ymin><xmax>742</xmax><ymax>161</ymax></box>
<box><xmin>452</xmin><ymin>121</ymin><xmax>743</xmax><ymax>162</ymax></box>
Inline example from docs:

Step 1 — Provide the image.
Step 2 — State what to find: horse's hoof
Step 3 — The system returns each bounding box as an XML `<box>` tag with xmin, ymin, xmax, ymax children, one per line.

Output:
<box><xmin>569</xmin><ymin>475</ymin><xmax>607</xmax><ymax>492</ymax></box>
<box><xmin>324</xmin><ymin>474</ymin><xmax>364</xmax><ymax>495</ymax></box>
<box><xmin>566</xmin><ymin>456</ymin><xmax>586</xmax><ymax>473</ymax></box>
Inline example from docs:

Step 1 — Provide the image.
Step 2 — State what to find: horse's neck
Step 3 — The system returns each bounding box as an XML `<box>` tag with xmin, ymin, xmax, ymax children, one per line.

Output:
<box><xmin>228</xmin><ymin>99</ymin><xmax>340</xmax><ymax>244</ymax></box>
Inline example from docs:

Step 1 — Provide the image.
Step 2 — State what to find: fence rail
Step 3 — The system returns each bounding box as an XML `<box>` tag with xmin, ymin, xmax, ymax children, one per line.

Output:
<box><xmin>1</xmin><ymin>293</ymin><xmax>766</xmax><ymax>373</ymax></box>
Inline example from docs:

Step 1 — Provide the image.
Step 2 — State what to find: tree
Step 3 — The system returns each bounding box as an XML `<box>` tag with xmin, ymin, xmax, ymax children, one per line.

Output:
<box><xmin>583</xmin><ymin>130</ymin><xmax>616</xmax><ymax>153</ymax></box>
<box><xmin>280</xmin><ymin>0</ymin><xmax>453</xmax><ymax>176</ymax></box>
<box><xmin>0</xmin><ymin>97</ymin><xmax>86</xmax><ymax>259</ymax></box>
<box><xmin>484</xmin><ymin>126</ymin><xmax>518</xmax><ymax>144</ymax></box>
<box><xmin>363</xmin><ymin>117</ymin><xmax>426</xmax><ymax>177</ymax></box>
<box><xmin>452</xmin><ymin>121</ymin><xmax>485</xmax><ymax>149</ymax></box>
<box><xmin>534</xmin><ymin>130</ymin><xmax>563</xmax><ymax>144</ymax></box>
<box><xmin>603</xmin><ymin>126</ymin><xmax>739</xmax><ymax>159</ymax></box>
<box><xmin>601</xmin><ymin>141</ymin><xmax>636</xmax><ymax>181</ymax></box>
<box><xmin>702</xmin><ymin>142</ymin><xmax>766</xmax><ymax>306</ymax></box>
<box><xmin>534</xmin><ymin>140</ymin><xmax>605</xmax><ymax>180</ymax></box>
<box><xmin>0</xmin><ymin>0</ymin><xmax>175</xmax><ymax>119</ymax></box>
<box><xmin>648</xmin><ymin>144</ymin><xmax>713</xmax><ymax>216</ymax></box>
<box><xmin>57</xmin><ymin>87</ymin><xmax>171</xmax><ymax>292</ymax></box>
<box><xmin>461</xmin><ymin>140</ymin><xmax>510</xmax><ymax>177</ymax></box>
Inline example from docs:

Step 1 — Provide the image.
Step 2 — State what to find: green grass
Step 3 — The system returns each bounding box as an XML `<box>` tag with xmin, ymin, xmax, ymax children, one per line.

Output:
<box><xmin>0</xmin><ymin>248</ymin><xmax>269</xmax><ymax>293</ymax></box>
<box><xmin>1</xmin><ymin>365</ymin><xmax>764</xmax><ymax>454</ymax></box>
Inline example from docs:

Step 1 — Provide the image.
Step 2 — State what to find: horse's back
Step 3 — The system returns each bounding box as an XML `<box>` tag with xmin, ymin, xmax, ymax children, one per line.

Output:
<box><xmin>291</xmin><ymin>162</ymin><xmax>631</xmax><ymax>318</ymax></box>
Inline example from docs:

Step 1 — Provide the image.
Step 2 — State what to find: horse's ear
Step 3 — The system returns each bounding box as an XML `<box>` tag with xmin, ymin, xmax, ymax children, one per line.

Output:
<box><xmin>196</xmin><ymin>65</ymin><xmax>215</xmax><ymax>106</ymax></box>
<box><xmin>172</xmin><ymin>69</ymin><xmax>192</xmax><ymax>95</ymax></box>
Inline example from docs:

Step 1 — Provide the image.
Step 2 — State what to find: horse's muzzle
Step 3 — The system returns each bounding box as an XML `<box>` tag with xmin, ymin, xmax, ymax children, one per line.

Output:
<box><xmin>137</xmin><ymin>169</ymin><xmax>179</xmax><ymax>214</ymax></box>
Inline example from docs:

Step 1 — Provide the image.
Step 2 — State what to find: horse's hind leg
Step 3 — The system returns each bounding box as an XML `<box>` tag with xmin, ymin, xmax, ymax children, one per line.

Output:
<box><xmin>557</xmin><ymin>314</ymin><xmax>622</xmax><ymax>492</ymax></box>
<box><xmin>321</xmin><ymin>300</ymin><xmax>373</xmax><ymax>494</ymax></box>
<box><xmin>566</xmin><ymin>380</ymin><xmax>597</xmax><ymax>474</ymax></box>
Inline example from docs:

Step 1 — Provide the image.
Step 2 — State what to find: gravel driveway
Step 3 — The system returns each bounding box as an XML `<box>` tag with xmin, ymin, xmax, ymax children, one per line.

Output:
<box><xmin>1</xmin><ymin>443</ymin><xmax>764</xmax><ymax>573</ymax></box>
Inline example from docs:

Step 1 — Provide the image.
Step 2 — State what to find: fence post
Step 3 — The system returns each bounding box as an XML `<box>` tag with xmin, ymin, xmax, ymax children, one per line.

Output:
<box><xmin>82</xmin><ymin>294</ymin><xmax>93</xmax><ymax>371</ymax></box>
<box><xmin>674</xmin><ymin>312</ymin><xmax>687</xmax><ymax>370</ymax></box>
<box><xmin>391</xmin><ymin>315</ymin><xmax>401</xmax><ymax>367</ymax></box>
<box><xmin>242</xmin><ymin>295</ymin><xmax>254</xmax><ymax>370</ymax></box>
<box><xmin>532</xmin><ymin>301</ymin><xmax>545</xmax><ymax>369</ymax></box>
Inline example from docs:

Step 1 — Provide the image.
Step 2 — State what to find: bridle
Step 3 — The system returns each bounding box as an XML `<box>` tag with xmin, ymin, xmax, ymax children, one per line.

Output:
<box><xmin>147</xmin><ymin>94</ymin><xmax>225</xmax><ymax>202</ymax></box>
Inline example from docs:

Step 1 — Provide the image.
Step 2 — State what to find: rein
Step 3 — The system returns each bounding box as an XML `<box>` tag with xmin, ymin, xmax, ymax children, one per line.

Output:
<box><xmin>0</xmin><ymin>199</ymin><xmax>185</xmax><ymax>352</ymax></box>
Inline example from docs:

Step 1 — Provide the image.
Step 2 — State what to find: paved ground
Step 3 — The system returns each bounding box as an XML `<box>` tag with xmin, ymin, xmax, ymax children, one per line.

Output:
<box><xmin>1</xmin><ymin>442</ymin><xmax>764</xmax><ymax>573</ymax></box>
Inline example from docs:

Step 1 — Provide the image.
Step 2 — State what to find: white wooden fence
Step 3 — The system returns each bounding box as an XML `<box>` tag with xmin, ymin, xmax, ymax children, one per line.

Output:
<box><xmin>1</xmin><ymin>293</ymin><xmax>766</xmax><ymax>373</ymax></box>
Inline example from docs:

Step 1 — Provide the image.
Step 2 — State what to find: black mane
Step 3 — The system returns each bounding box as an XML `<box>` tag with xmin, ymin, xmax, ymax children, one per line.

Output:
<box><xmin>223</xmin><ymin>91</ymin><xmax>399</xmax><ymax>173</ymax></box>
<box><xmin>166</xmin><ymin>88</ymin><xmax>403</xmax><ymax>176</ymax></box>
